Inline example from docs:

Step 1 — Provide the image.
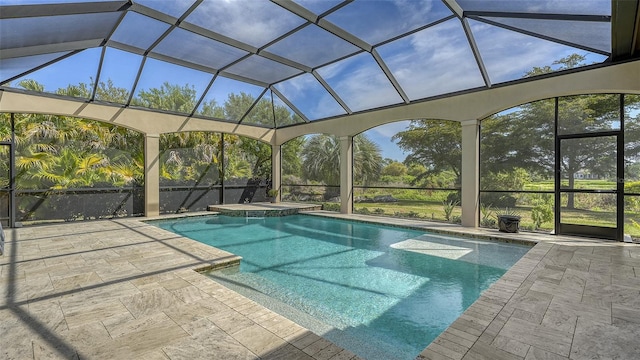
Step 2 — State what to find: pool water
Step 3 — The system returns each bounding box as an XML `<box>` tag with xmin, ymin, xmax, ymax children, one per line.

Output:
<box><xmin>154</xmin><ymin>215</ymin><xmax>530</xmax><ymax>360</ymax></box>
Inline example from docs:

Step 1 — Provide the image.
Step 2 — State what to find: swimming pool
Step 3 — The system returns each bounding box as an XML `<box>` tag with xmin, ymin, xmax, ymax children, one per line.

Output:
<box><xmin>154</xmin><ymin>214</ymin><xmax>530</xmax><ymax>360</ymax></box>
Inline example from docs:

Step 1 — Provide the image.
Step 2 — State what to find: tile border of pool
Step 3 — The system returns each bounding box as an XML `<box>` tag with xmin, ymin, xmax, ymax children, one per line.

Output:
<box><xmin>299</xmin><ymin>211</ymin><xmax>539</xmax><ymax>247</ymax></box>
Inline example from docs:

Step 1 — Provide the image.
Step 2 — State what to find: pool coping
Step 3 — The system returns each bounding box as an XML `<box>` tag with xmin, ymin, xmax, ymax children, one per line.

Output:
<box><xmin>299</xmin><ymin>211</ymin><xmax>539</xmax><ymax>247</ymax></box>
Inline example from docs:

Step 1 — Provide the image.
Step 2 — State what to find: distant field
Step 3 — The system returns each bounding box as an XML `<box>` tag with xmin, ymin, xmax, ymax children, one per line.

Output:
<box><xmin>352</xmin><ymin>200</ymin><xmax>639</xmax><ymax>237</ymax></box>
<box><xmin>288</xmin><ymin>179</ymin><xmax>640</xmax><ymax>238</ymax></box>
<box><xmin>524</xmin><ymin>179</ymin><xmax>618</xmax><ymax>191</ymax></box>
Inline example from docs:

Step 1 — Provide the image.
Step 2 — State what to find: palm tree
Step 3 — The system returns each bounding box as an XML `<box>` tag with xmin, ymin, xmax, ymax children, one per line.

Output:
<box><xmin>354</xmin><ymin>134</ymin><xmax>383</xmax><ymax>185</ymax></box>
<box><xmin>160</xmin><ymin>132</ymin><xmax>222</xmax><ymax>185</ymax></box>
<box><xmin>302</xmin><ymin>134</ymin><xmax>382</xmax><ymax>198</ymax></box>
<box><xmin>302</xmin><ymin>134</ymin><xmax>340</xmax><ymax>186</ymax></box>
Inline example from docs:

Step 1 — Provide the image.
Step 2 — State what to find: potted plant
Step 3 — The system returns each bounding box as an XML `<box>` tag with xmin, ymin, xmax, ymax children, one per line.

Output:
<box><xmin>496</xmin><ymin>208</ymin><xmax>521</xmax><ymax>233</ymax></box>
<box><xmin>267</xmin><ymin>188</ymin><xmax>279</xmax><ymax>203</ymax></box>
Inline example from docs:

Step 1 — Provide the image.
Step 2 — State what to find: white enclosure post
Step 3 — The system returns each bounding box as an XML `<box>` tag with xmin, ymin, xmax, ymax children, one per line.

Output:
<box><xmin>271</xmin><ymin>144</ymin><xmax>281</xmax><ymax>203</ymax></box>
<box><xmin>340</xmin><ymin>136</ymin><xmax>353</xmax><ymax>214</ymax></box>
<box><xmin>461</xmin><ymin>120</ymin><xmax>480</xmax><ymax>227</ymax></box>
<box><xmin>144</xmin><ymin>134</ymin><xmax>160</xmax><ymax>217</ymax></box>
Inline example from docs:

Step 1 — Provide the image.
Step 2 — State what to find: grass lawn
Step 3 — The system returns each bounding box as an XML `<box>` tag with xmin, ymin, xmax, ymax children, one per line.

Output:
<box><xmin>345</xmin><ymin>200</ymin><xmax>640</xmax><ymax>238</ymax></box>
<box><xmin>291</xmin><ymin>179</ymin><xmax>640</xmax><ymax>239</ymax></box>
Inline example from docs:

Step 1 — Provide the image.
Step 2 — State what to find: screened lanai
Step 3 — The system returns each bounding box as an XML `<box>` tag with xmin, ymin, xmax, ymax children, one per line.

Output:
<box><xmin>1</xmin><ymin>0</ymin><xmax>640</xmax><ymax>241</ymax></box>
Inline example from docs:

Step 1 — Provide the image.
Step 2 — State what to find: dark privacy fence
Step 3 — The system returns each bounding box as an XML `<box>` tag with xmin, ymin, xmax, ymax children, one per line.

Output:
<box><xmin>10</xmin><ymin>179</ymin><xmax>269</xmax><ymax>224</ymax></box>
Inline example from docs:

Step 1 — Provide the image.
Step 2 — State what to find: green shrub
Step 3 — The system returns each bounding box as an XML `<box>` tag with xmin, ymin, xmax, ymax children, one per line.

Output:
<box><xmin>321</xmin><ymin>202</ymin><xmax>340</xmax><ymax>212</ymax></box>
<box><xmin>625</xmin><ymin>181</ymin><xmax>640</xmax><ymax>212</ymax></box>
<box><xmin>443</xmin><ymin>200</ymin><xmax>458</xmax><ymax>221</ymax></box>
<box><xmin>481</xmin><ymin>192</ymin><xmax>517</xmax><ymax>208</ymax></box>
<box><xmin>480</xmin><ymin>203</ymin><xmax>496</xmax><ymax>228</ymax></box>
<box><xmin>530</xmin><ymin>194</ymin><xmax>554</xmax><ymax>230</ymax></box>
<box><xmin>446</xmin><ymin>191</ymin><xmax>461</xmax><ymax>204</ymax></box>
<box><xmin>531</xmin><ymin>204</ymin><xmax>553</xmax><ymax>230</ymax></box>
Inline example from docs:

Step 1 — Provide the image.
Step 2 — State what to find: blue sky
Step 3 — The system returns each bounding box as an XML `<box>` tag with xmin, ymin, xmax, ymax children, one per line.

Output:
<box><xmin>363</xmin><ymin>121</ymin><xmax>412</xmax><ymax>162</ymax></box>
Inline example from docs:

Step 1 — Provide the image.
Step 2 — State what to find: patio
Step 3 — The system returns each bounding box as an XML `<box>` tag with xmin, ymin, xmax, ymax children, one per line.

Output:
<box><xmin>1</xmin><ymin>210</ymin><xmax>639</xmax><ymax>360</ymax></box>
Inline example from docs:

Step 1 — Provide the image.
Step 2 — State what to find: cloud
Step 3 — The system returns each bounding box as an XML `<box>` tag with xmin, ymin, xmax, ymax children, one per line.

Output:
<box><xmin>317</xmin><ymin>53</ymin><xmax>403</xmax><ymax>111</ymax></box>
<box><xmin>370</xmin><ymin>120</ymin><xmax>413</xmax><ymax>138</ymax></box>
<box><xmin>186</xmin><ymin>1</ymin><xmax>303</xmax><ymax>47</ymax></box>
<box><xmin>377</xmin><ymin>19</ymin><xmax>485</xmax><ymax>100</ymax></box>
<box><xmin>274</xmin><ymin>73</ymin><xmax>345</xmax><ymax>119</ymax></box>
<box><xmin>457</xmin><ymin>0</ymin><xmax>609</xmax><ymax>16</ymax></box>
<box><xmin>468</xmin><ymin>19</ymin><xmax>593</xmax><ymax>82</ymax></box>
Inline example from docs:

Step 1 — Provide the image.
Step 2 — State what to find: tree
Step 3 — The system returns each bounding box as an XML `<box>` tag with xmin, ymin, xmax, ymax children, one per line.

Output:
<box><xmin>234</xmin><ymin>136</ymin><xmax>271</xmax><ymax>180</ymax></box>
<box><xmin>282</xmin><ymin>137</ymin><xmax>305</xmax><ymax>177</ymax></box>
<box><xmin>226</xmin><ymin>93</ymin><xmax>260</xmax><ymax>122</ymax></box>
<box><xmin>481</xmin><ymin>54</ymin><xmax>633</xmax><ymax>209</ymax></box>
<box><xmin>160</xmin><ymin>132</ymin><xmax>221</xmax><ymax>186</ymax></box>
<box><xmin>302</xmin><ymin>134</ymin><xmax>340</xmax><ymax>186</ymax></box>
<box><xmin>133</xmin><ymin>82</ymin><xmax>198</xmax><ymax>113</ymax></box>
<box><xmin>10</xmin><ymin>80</ymin><xmax>144</xmax><ymax>191</ymax></box>
<box><xmin>95</xmin><ymin>79</ymin><xmax>131</xmax><ymax>103</ymax></box>
<box><xmin>301</xmin><ymin>134</ymin><xmax>382</xmax><ymax>197</ymax></box>
<box><xmin>353</xmin><ymin>134</ymin><xmax>383</xmax><ymax>186</ymax></box>
<box><xmin>392</xmin><ymin>120</ymin><xmax>461</xmax><ymax>187</ymax></box>
<box><xmin>381</xmin><ymin>161</ymin><xmax>407</xmax><ymax>177</ymax></box>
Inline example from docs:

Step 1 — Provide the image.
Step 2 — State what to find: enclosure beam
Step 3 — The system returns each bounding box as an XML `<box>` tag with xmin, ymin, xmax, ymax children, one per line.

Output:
<box><xmin>144</xmin><ymin>134</ymin><xmax>160</xmax><ymax>217</ymax></box>
<box><xmin>340</xmin><ymin>136</ymin><xmax>353</xmax><ymax>214</ymax></box>
<box><xmin>461</xmin><ymin>120</ymin><xmax>480</xmax><ymax>227</ymax></box>
<box><xmin>271</xmin><ymin>144</ymin><xmax>281</xmax><ymax>203</ymax></box>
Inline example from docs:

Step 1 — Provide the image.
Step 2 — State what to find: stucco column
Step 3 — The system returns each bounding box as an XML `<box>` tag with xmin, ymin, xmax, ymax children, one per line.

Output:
<box><xmin>271</xmin><ymin>144</ymin><xmax>281</xmax><ymax>203</ymax></box>
<box><xmin>144</xmin><ymin>134</ymin><xmax>160</xmax><ymax>217</ymax></box>
<box><xmin>461</xmin><ymin>120</ymin><xmax>480</xmax><ymax>227</ymax></box>
<box><xmin>340</xmin><ymin>136</ymin><xmax>353</xmax><ymax>214</ymax></box>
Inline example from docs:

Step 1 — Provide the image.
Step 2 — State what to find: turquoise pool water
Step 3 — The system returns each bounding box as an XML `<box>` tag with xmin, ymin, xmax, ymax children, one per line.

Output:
<box><xmin>154</xmin><ymin>215</ymin><xmax>530</xmax><ymax>360</ymax></box>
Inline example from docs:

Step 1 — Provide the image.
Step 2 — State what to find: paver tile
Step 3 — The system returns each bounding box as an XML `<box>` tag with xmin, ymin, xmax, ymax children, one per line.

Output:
<box><xmin>262</xmin><ymin>343</ymin><xmax>313</xmax><ymax>360</ymax></box>
<box><xmin>232</xmin><ymin>324</ymin><xmax>287</xmax><ymax>356</ymax></box>
<box><xmin>120</xmin><ymin>287</ymin><xmax>182</xmax><ymax>319</ymax></box>
<box><xmin>62</xmin><ymin>299</ymin><xmax>131</xmax><ymax>329</ymax></box>
<box><xmin>462</xmin><ymin>340</ymin><xmax>522</xmax><ymax>360</ymax></box>
<box><xmin>524</xmin><ymin>346</ymin><xmax>569</xmax><ymax>360</ymax></box>
<box><xmin>162</xmin><ymin>325</ymin><xmax>257</xmax><ymax>360</ymax></box>
<box><xmin>571</xmin><ymin>317</ymin><xmax>640</xmax><ymax>360</ymax></box>
<box><xmin>498</xmin><ymin>317</ymin><xmax>572</xmax><ymax>357</ymax></box>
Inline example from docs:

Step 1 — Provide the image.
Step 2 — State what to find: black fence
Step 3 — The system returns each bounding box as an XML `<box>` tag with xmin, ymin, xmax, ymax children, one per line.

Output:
<box><xmin>9</xmin><ymin>179</ymin><xmax>271</xmax><ymax>223</ymax></box>
<box><xmin>159</xmin><ymin>182</ymin><xmax>269</xmax><ymax>214</ymax></box>
<box><xmin>0</xmin><ymin>190</ymin><xmax>8</xmax><ymax>227</ymax></box>
<box><xmin>16</xmin><ymin>187</ymin><xmax>145</xmax><ymax>223</ymax></box>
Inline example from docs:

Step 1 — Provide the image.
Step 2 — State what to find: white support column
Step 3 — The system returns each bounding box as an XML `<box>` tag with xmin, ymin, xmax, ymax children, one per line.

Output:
<box><xmin>144</xmin><ymin>134</ymin><xmax>160</xmax><ymax>217</ymax></box>
<box><xmin>271</xmin><ymin>143</ymin><xmax>281</xmax><ymax>203</ymax></box>
<box><xmin>340</xmin><ymin>136</ymin><xmax>353</xmax><ymax>214</ymax></box>
<box><xmin>461</xmin><ymin>120</ymin><xmax>480</xmax><ymax>228</ymax></box>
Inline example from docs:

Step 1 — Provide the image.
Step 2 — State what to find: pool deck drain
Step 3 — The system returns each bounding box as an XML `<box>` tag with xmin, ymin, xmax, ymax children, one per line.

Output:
<box><xmin>1</xmin><ymin>204</ymin><xmax>639</xmax><ymax>360</ymax></box>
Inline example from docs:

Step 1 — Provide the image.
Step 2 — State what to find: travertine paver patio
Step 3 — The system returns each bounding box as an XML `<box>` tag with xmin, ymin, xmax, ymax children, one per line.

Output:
<box><xmin>0</xmin><ymin>216</ymin><xmax>358</xmax><ymax>360</ymax></box>
<box><xmin>1</xmin><ymin>208</ymin><xmax>639</xmax><ymax>360</ymax></box>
